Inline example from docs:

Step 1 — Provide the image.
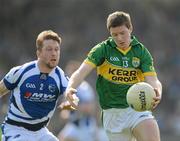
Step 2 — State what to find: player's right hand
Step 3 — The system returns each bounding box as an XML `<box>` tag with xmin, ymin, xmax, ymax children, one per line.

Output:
<box><xmin>58</xmin><ymin>101</ymin><xmax>77</xmax><ymax>110</ymax></box>
<box><xmin>65</xmin><ymin>88</ymin><xmax>79</xmax><ymax>109</ymax></box>
<box><xmin>152</xmin><ymin>88</ymin><xmax>161</xmax><ymax>110</ymax></box>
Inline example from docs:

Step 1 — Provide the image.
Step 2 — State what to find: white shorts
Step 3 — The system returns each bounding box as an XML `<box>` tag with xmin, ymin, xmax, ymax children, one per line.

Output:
<box><xmin>102</xmin><ymin>107</ymin><xmax>154</xmax><ymax>141</ymax></box>
<box><xmin>1</xmin><ymin>123</ymin><xmax>59</xmax><ymax>141</ymax></box>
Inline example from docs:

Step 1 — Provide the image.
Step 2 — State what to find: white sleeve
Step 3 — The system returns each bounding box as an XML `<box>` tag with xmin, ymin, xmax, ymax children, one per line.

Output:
<box><xmin>3</xmin><ymin>66</ymin><xmax>21</xmax><ymax>90</ymax></box>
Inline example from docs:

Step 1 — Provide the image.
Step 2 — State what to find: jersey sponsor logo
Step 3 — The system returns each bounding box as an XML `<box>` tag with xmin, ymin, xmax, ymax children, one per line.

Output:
<box><xmin>24</xmin><ymin>92</ymin><xmax>56</xmax><ymax>102</ymax></box>
<box><xmin>97</xmin><ymin>60</ymin><xmax>142</xmax><ymax>84</ymax></box>
<box><xmin>26</xmin><ymin>83</ymin><xmax>36</xmax><ymax>89</ymax></box>
<box><xmin>24</xmin><ymin>92</ymin><xmax>32</xmax><ymax>98</ymax></box>
<box><xmin>109</xmin><ymin>68</ymin><xmax>138</xmax><ymax>83</ymax></box>
<box><xmin>132</xmin><ymin>57</ymin><xmax>140</xmax><ymax>68</ymax></box>
<box><xmin>110</xmin><ymin>57</ymin><xmax>120</xmax><ymax>61</ymax></box>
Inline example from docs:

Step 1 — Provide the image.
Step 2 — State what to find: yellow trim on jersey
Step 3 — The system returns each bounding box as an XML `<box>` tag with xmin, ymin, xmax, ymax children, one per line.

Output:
<box><xmin>116</xmin><ymin>46</ymin><xmax>131</xmax><ymax>55</ymax></box>
<box><xmin>143</xmin><ymin>72</ymin><xmax>157</xmax><ymax>76</ymax></box>
<box><xmin>84</xmin><ymin>59</ymin><xmax>96</xmax><ymax>68</ymax></box>
<box><xmin>97</xmin><ymin>60</ymin><xmax>142</xmax><ymax>84</ymax></box>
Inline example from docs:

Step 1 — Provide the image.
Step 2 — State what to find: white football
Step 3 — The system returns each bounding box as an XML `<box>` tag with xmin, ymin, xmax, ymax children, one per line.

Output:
<box><xmin>126</xmin><ymin>82</ymin><xmax>156</xmax><ymax>111</ymax></box>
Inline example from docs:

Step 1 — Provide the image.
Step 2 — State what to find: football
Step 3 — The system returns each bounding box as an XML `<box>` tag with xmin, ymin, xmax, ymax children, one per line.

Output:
<box><xmin>126</xmin><ymin>82</ymin><xmax>156</xmax><ymax>111</ymax></box>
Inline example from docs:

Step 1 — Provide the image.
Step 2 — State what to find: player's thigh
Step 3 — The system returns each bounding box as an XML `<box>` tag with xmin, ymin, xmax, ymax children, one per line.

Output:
<box><xmin>40</xmin><ymin>135</ymin><xmax>59</xmax><ymax>141</ymax></box>
<box><xmin>106</xmin><ymin>129</ymin><xmax>136</xmax><ymax>141</ymax></box>
<box><xmin>38</xmin><ymin>128</ymin><xmax>59</xmax><ymax>141</ymax></box>
<box><xmin>132</xmin><ymin>118</ymin><xmax>160</xmax><ymax>141</ymax></box>
<box><xmin>2</xmin><ymin>125</ymin><xmax>28</xmax><ymax>141</ymax></box>
<box><xmin>2</xmin><ymin>134</ymin><xmax>28</xmax><ymax>141</ymax></box>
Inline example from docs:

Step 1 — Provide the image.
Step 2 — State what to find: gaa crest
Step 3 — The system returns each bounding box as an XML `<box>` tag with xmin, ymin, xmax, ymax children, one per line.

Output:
<box><xmin>48</xmin><ymin>84</ymin><xmax>56</xmax><ymax>93</ymax></box>
<box><xmin>132</xmin><ymin>57</ymin><xmax>140</xmax><ymax>68</ymax></box>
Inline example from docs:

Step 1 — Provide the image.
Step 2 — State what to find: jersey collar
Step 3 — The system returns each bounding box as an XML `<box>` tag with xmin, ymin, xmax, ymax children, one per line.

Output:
<box><xmin>116</xmin><ymin>46</ymin><xmax>132</xmax><ymax>55</ymax></box>
<box><xmin>130</xmin><ymin>35</ymin><xmax>140</xmax><ymax>46</ymax></box>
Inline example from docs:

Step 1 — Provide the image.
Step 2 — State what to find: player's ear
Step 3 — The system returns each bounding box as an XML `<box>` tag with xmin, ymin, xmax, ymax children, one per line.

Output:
<box><xmin>129</xmin><ymin>26</ymin><xmax>133</xmax><ymax>33</ymax></box>
<box><xmin>36</xmin><ymin>50</ymin><xmax>40</xmax><ymax>58</ymax></box>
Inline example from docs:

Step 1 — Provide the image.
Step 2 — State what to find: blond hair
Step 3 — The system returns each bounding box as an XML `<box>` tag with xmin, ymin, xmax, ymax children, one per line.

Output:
<box><xmin>36</xmin><ymin>30</ymin><xmax>61</xmax><ymax>50</ymax></box>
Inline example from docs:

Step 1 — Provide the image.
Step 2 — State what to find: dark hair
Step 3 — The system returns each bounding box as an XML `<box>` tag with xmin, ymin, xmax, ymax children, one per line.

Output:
<box><xmin>36</xmin><ymin>30</ymin><xmax>61</xmax><ymax>50</ymax></box>
<box><xmin>107</xmin><ymin>11</ymin><xmax>132</xmax><ymax>30</ymax></box>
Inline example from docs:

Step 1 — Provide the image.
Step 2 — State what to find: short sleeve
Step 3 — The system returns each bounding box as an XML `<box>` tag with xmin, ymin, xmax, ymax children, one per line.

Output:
<box><xmin>86</xmin><ymin>44</ymin><xmax>105</xmax><ymax>67</ymax></box>
<box><xmin>3</xmin><ymin>66</ymin><xmax>21</xmax><ymax>90</ymax></box>
<box><xmin>140</xmin><ymin>47</ymin><xmax>156</xmax><ymax>76</ymax></box>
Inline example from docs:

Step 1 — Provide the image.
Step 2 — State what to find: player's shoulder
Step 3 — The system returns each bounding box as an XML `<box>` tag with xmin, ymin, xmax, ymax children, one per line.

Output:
<box><xmin>54</xmin><ymin>66</ymin><xmax>68</xmax><ymax>81</ymax></box>
<box><xmin>131</xmin><ymin>35</ymin><xmax>147</xmax><ymax>50</ymax></box>
<box><xmin>90</xmin><ymin>37</ymin><xmax>115</xmax><ymax>54</ymax></box>
<box><xmin>21</xmin><ymin>60</ymin><xmax>36</xmax><ymax>69</ymax></box>
<box><xmin>98</xmin><ymin>37</ymin><xmax>116</xmax><ymax>48</ymax></box>
<box><xmin>9</xmin><ymin>61</ymin><xmax>36</xmax><ymax>74</ymax></box>
<box><xmin>55</xmin><ymin>66</ymin><xmax>65</xmax><ymax>74</ymax></box>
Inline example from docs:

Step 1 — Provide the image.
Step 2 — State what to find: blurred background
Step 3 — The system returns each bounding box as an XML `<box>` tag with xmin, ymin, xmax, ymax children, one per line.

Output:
<box><xmin>0</xmin><ymin>0</ymin><xmax>180</xmax><ymax>140</ymax></box>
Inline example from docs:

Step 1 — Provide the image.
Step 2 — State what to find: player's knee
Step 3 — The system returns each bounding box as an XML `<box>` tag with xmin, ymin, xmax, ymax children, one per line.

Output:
<box><xmin>145</xmin><ymin>137</ymin><xmax>160</xmax><ymax>141</ymax></box>
<box><xmin>133</xmin><ymin>119</ymin><xmax>160</xmax><ymax>141</ymax></box>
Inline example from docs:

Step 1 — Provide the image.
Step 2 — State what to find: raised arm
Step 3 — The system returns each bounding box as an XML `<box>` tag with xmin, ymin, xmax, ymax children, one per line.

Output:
<box><xmin>145</xmin><ymin>75</ymin><xmax>162</xmax><ymax>109</ymax></box>
<box><xmin>65</xmin><ymin>62</ymin><xmax>95</xmax><ymax>108</ymax></box>
<box><xmin>67</xmin><ymin>62</ymin><xmax>94</xmax><ymax>89</ymax></box>
<box><xmin>0</xmin><ymin>80</ymin><xmax>9</xmax><ymax>97</ymax></box>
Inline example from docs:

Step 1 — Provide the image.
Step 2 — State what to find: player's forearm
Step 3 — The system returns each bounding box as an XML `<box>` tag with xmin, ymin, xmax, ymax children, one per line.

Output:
<box><xmin>67</xmin><ymin>70</ymin><xmax>84</xmax><ymax>89</ymax></box>
<box><xmin>152</xmin><ymin>79</ymin><xmax>162</xmax><ymax>97</ymax></box>
<box><xmin>67</xmin><ymin>62</ymin><xmax>94</xmax><ymax>90</ymax></box>
<box><xmin>0</xmin><ymin>80</ymin><xmax>9</xmax><ymax>97</ymax></box>
<box><xmin>145</xmin><ymin>76</ymin><xmax>162</xmax><ymax>97</ymax></box>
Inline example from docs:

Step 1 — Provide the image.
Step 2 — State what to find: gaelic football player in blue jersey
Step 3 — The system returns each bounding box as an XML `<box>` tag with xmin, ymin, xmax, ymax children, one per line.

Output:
<box><xmin>0</xmin><ymin>30</ymin><xmax>68</xmax><ymax>141</ymax></box>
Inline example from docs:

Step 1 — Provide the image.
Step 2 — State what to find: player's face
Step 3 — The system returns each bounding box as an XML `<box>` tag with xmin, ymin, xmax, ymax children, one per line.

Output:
<box><xmin>110</xmin><ymin>25</ymin><xmax>132</xmax><ymax>50</ymax></box>
<box><xmin>37</xmin><ymin>39</ymin><xmax>60</xmax><ymax>70</ymax></box>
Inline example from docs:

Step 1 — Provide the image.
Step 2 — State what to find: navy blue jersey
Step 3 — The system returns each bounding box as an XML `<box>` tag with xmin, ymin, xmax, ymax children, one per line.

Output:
<box><xmin>3</xmin><ymin>61</ymin><xmax>68</xmax><ymax>124</ymax></box>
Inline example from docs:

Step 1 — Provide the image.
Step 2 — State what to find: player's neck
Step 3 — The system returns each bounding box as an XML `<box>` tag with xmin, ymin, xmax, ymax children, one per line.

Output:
<box><xmin>117</xmin><ymin>46</ymin><xmax>130</xmax><ymax>51</ymax></box>
<box><xmin>37</xmin><ymin>61</ymin><xmax>54</xmax><ymax>73</ymax></box>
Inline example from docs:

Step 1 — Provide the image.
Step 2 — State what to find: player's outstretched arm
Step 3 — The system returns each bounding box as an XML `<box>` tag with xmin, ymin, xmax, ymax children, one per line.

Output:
<box><xmin>145</xmin><ymin>75</ymin><xmax>162</xmax><ymax>109</ymax></box>
<box><xmin>65</xmin><ymin>62</ymin><xmax>95</xmax><ymax>109</ymax></box>
<box><xmin>0</xmin><ymin>80</ymin><xmax>9</xmax><ymax>97</ymax></box>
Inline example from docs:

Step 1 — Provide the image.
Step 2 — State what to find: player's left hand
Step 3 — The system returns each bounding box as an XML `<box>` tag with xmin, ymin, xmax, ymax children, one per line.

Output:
<box><xmin>152</xmin><ymin>88</ymin><xmax>161</xmax><ymax>110</ymax></box>
<box><xmin>65</xmin><ymin>88</ymin><xmax>79</xmax><ymax>109</ymax></box>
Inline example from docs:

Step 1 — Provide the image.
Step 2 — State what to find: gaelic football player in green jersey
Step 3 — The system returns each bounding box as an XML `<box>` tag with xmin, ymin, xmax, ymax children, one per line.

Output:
<box><xmin>65</xmin><ymin>11</ymin><xmax>162</xmax><ymax>141</ymax></box>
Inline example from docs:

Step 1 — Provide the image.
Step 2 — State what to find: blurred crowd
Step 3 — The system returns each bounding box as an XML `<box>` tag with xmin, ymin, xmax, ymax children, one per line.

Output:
<box><xmin>0</xmin><ymin>0</ymin><xmax>180</xmax><ymax>141</ymax></box>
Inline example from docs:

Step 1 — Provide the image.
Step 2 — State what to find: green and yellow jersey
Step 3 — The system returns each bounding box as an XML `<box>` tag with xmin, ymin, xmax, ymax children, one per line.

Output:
<box><xmin>84</xmin><ymin>36</ymin><xmax>156</xmax><ymax>109</ymax></box>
